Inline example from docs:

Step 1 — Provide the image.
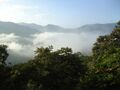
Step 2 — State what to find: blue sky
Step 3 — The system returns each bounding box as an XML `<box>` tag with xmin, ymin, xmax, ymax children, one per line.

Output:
<box><xmin>0</xmin><ymin>0</ymin><xmax>119</xmax><ymax>27</ymax></box>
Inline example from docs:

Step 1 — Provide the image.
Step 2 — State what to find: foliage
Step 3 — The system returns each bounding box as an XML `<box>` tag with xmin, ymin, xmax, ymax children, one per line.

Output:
<box><xmin>2</xmin><ymin>46</ymin><xmax>85</xmax><ymax>90</ymax></box>
<box><xmin>82</xmin><ymin>21</ymin><xmax>120</xmax><ymax>90</ymax></box>
<box><xmin>0</xmin><ymin>45</ymin><xmax>9</xmax><ymax>65</ymax></box>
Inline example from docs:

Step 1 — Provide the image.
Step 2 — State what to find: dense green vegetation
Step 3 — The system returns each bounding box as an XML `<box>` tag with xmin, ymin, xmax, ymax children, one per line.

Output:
<box><xmin>0</xmin><ymin>21</ymin><xmax>120</xmax><ymax>90</ymax></box>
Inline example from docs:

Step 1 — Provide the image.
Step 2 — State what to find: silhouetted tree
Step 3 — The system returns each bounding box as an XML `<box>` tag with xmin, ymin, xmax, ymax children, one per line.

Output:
<box><xmin>0</xmin><ymin>45</ymin><xmax>9</xmax><ymax>65</ymax></box>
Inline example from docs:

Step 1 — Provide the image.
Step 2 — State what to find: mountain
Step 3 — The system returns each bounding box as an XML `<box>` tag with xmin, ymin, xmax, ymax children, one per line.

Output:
<box><xmin>77</xmin><ymin>23</ymin><xmax>116</xmax><ymax>34</ymax></box>
<box><xmin>44</xmin><ymin>24</ymin><xmax>64</xmax><ymax>32</ymax></box>
<box><xmin>0</xmin><ymin>21</ymin><xmax>40</xmax><ymax>37</ymax></box>
<box><xmin>20</xmin><ymin>23</ymin><xmax>66</xmax><ymax>32</ymax></box>
<box><xmin>0</xmin><ymin>21</ymin><xmax>116</xmax><ymax>35</ymax></box>
<box><xmin>19</xmin><ymin>23</ymin><xmax>43</xmax><ymax>31</ymax></box>
<box><xmin>19</xmin><ymin>22</ymin><xmax>116</xmax><ymax>34</ymax></box>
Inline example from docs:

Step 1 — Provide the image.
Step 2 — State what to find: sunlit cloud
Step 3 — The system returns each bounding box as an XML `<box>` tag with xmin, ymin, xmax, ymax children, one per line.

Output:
<box><xmin>0</xmin><ymin>31</ymin><xmax>99</xmax><ymax>63</ymax></box>
<box><xmin>0</xmin><ymin>33</ymin><xmax>19</xmax><ymax>43</ymax></box>
<box><xmin>32</xmin><ymin>32</ymin><xmax>98</xmax><ymax>54</ymax></box>
<box><xmin>0</xmin><ymin>2</ymin><xmax>47</xmax><ymax>24</ymax></box>
<box><xmin>0</xmin><ymin>0</ymin><xmax>8</xmax><ymax>3</ymax></box>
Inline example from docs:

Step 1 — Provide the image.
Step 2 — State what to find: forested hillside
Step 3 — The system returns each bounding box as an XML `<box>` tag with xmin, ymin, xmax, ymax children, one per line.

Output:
<box><xmin>0</xmin><ymin>21</ymin><xmax>120</xmax><ymax>90</ymax></box>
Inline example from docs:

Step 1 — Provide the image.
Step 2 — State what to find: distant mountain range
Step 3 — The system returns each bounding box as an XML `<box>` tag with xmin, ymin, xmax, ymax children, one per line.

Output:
<box><xmin>77</xmin><ymin>23</ymin><xmax>115</xmax><ymax>34</ymax></box>
<box><xmin>0</xmin><ymin>21</ymin><xmax>116</xmax><ymax>36</ymax></box>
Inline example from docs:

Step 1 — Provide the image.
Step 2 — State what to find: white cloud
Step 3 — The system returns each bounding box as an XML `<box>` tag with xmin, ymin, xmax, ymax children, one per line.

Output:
<box><xmin>0</xmin><ymin>33</ymin><xmax>19</xmax><ymax>43</ymax></box>
<box><xmin>0</xmin><ymin>33</ymin><xmax>22</xmax><ymax>52</ymax></box>
<box><xmin>0</xmin><ymin>33</ymin><xmax>33</xmax><ymax>55</ymax></box>
<box><xmin>32</xmin><ymin>32</ymin><xmax>98</xmax><ymax>54</ymax></box>
<box><xmin>0</xmin><ymin>32</ymin><xmax>98</xmax><ymax>55</ymax></box>
<box><xmin>0</xmin><ymin>31</ymin><xmax>99</xmax><ymax>64</ymax></box>
<box><xmin>8</xmin><ymin>42</ymin><xmax>22</xmax><ymax>51</ymax></box>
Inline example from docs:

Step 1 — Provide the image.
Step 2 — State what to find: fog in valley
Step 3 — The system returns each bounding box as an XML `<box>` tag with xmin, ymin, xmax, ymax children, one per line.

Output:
<box><xmin>0</xmin><ymin>22</ymin><xmax>115</xmax><ymax>64</ymax></box>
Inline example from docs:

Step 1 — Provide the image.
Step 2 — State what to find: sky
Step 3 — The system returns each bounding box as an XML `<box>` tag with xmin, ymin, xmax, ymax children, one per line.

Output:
<box><xmin>0</xmin><ymin>0</ymin><xmax>120</xmax><ymax>28</ymax></box>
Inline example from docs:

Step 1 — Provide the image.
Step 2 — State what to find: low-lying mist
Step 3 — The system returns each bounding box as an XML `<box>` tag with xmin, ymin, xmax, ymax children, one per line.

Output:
<box><xmin>0</xmin><ymin>32</ymin><xmax>100</xmax><ymax>64</ymax></box>
<box><xmin>0</xmin><ymin>22</ymin><xmax>115</xmax><ymax>64</ymax></box>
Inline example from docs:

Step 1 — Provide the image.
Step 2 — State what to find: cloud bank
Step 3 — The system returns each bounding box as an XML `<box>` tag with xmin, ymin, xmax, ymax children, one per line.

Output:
<box><xmin>0</xmin><ymin>32</ymin><xmax>100</xmax><ymax>64</ymax></box>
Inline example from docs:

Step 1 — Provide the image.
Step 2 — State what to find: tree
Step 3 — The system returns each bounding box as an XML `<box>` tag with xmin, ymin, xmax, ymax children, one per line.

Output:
<box><xmin>87</xmin><ymin>21</ymin><xmax>120</xmax><ymax>90</ymax></box>
<box><xmin>93</xmin><ymin>21</ymin><xmax>120</xmax><ymax>71</ymax></box>
<box><xmin>33</xmin><ymin>46</ymin><xmax>85</xmax><ymax>90</ymax></box>
<box><xmin>0</xmin><ymin>45</ymin><xmax>9</xmax><ymax>65</ymax></box>
<box><xmin>10</xmin><ymin>46</ymin><xmax>85</xmax><ymax>90</ymax></box>
<box><xmin>0</xmin><ymin>45</ymin><xmax>11</xmax><ymax>90</ymax></box>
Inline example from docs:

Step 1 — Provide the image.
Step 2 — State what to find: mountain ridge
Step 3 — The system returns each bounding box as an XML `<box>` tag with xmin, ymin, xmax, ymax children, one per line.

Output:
<box><xmin>0</xmin><ymin>21</ymin><xmax>116</xmax><ymax>36</ymax></box>
<box><xmin>19</xmin><ymin>22</ymin><xmax>116</xmax><ymax>34</ymax></box>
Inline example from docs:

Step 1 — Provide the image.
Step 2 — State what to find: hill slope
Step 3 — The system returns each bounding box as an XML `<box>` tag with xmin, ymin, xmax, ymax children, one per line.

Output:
<box><xmin>0</xmin><ymin>21</ymin><xmax>40</xmax><ymax>37</ymax></box>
